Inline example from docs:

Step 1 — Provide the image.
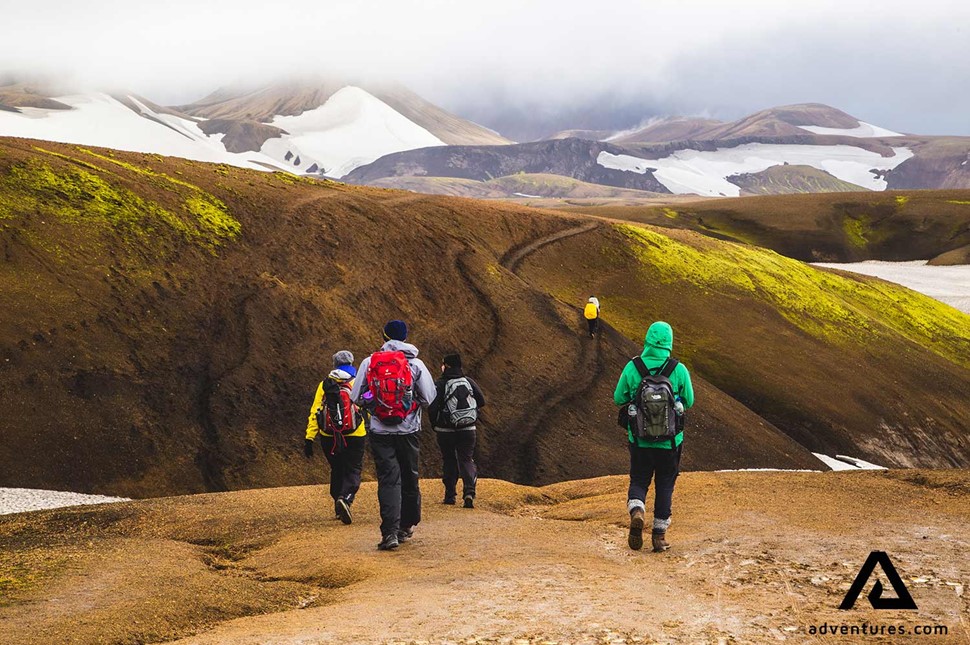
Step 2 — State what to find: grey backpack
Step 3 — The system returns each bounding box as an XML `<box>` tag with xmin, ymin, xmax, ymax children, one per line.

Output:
<box><xmin>631</xmin><ymin>357</ymin><xmax>679</xmax><ymax>445</ymax></box>
<box><xmin>443</xmin><ymin>377</ymin><xmax>478</xmax><ymax>428</ymax></box>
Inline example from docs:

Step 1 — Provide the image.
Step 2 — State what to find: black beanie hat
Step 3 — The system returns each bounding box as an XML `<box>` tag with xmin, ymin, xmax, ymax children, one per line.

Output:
<box><xmin>443</xmin><ymin>353</ymin><xmax>462</xmax><ymax>369</ymax></box>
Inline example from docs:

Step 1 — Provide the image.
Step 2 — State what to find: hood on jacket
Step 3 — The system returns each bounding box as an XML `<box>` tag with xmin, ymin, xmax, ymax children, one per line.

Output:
<box><xmin>328</xmin><ymin>368</ymin><xmax>354</xmax><ymax>383</ymax></box>
<box><xmin>642</xmin><ymin>321</ymin><xmax>673</xmax><ymax>357</ymax></box>
<box><xmin>380</xmin><ymin>339</ymin><xmax>420</xmax><ymax>358</ymax></box>
<box><xmin>441</xmin><ymin>365</ymin><xmax>464</xmax><ymax>379</ymax></box>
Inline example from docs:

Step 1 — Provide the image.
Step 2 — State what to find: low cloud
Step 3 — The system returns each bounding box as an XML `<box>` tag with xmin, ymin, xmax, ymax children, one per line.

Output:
<box><xmin>2</xmin><ymin>0</ymin><xmax>968</xmax><ymax>138</ymax></box>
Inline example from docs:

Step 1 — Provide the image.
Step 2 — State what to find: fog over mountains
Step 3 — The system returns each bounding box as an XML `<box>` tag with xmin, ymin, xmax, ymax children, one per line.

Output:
<box><xmin>3</xmin><ymin>78</ymin><xmax>968</xmax><ymax>197</ymax></box>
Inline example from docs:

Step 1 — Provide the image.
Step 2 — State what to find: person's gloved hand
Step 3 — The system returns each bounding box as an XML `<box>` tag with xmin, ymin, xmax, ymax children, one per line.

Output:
<box><xmin>673</xmin><ymin>400</ymin><xmax>685</xmax><ymax>415</ymax></box>
<box><xmin>304</xmin><ymin>438</ymin><xmax>314</xmax><ymax>458</ymax></box>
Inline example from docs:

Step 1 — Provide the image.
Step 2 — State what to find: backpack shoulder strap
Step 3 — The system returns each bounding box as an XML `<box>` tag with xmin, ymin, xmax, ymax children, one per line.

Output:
<box><xmin>631</xmin><ymin>356</ymin><xmax>650</xmax><ymax>378</ymax></box>
<box><xmin>659</xmin><ymin>357</ymin><xmax>679</xmax><ymax>379</ymax></box>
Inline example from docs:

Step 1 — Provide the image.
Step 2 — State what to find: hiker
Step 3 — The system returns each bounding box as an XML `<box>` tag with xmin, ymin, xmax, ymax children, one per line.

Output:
<box><xmin>428</xmin><ymin>353</ymin><xmax>486</xmax><ymax>509</ymax></box>
<box><xmin>584</xmin><ymin>296</ymin><xmax>601</xmax><ymax>338</ymax></box>
<box><xmin>351</xmin><ymin>320</ymin><xmax>436</xmax><ymax>551</ymax></box>
<box><xmin>303</xmin><ymin>350</ymin><xmax>366</xmax><ymax>525</ymax></box>
<box><xmin>614</xmin><ymin>321</ymin><xmax>694</xmax><ymax>552</ymax></box>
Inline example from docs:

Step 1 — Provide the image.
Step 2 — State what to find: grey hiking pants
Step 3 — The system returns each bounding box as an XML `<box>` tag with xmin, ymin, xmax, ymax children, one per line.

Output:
<box><xmin>370</xmin><ymin>432</ymin><xmax>422</xmax><ymax>537</ymax></box>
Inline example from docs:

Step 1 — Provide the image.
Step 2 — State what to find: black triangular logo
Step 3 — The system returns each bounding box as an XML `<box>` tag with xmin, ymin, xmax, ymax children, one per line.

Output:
<box><xmin>839</xmin><ymin>551</ymin><xmax>918</xmax><ymax>610</ymax></box>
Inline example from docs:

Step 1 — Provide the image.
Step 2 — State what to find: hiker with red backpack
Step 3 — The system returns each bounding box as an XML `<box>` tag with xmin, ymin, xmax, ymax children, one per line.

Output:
<box><xmin>351</xmin><ymin>320</ymin><xmax>436</xmax><ymax>551</ymax></box>
<box><xmin>304</xmin><ymin>350</ymin><xmax>366</xmax><ymax>525</ymax></box>
<box><xmin>429</xmin><ymin>353</ymin><xmax>486</xmax><ymax>508</ymax></box>
<box><xmin>614</xmin><ymin>321</ymin><xmax>694</xmax><ymax>553</ymax></box>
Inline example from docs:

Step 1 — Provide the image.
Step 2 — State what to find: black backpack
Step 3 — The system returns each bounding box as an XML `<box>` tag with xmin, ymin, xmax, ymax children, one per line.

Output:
<box><xmin>629</xmin><ymin>357</ymin><xmax>680</xmax><ymax>446</ymax></box>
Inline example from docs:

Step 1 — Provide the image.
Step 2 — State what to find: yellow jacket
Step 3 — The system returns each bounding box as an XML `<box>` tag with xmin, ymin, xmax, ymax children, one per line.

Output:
<box><xmin>305</xmin><ymin>379</ymin><xmax>366</xmax><ymax>440</ymax></box>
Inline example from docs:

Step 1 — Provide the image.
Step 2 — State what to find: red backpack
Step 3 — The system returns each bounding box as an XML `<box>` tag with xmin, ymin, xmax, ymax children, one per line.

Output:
<box><xmin>366</xmin><ymin>350</ymin><xmax>416</xmax><ymax>425</ymax></box>
<box><xmin>320</xmin><ymin>380</ymin><xmax>357</xmax><ymax>434</ymax></box>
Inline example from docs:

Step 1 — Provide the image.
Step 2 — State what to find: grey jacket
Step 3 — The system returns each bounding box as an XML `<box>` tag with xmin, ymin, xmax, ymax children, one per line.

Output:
<box><xmin>350</xmin><ymin>340</ymin><xmax>437</xmax><ymax>435</ymax></box>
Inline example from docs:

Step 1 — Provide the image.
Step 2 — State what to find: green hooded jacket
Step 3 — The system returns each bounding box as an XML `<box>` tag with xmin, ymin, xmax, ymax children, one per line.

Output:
<box><xmin>613</xmin><ymin>321</ymin><xmax>695</xmax><ymax>449</ymax></box>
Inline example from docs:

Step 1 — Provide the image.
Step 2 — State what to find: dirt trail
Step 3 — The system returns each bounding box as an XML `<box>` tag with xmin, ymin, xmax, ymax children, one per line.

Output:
<box><xmin>493</xmin><ymin>221</ymin><xmax>616</xmax><ymax>482</ymax></box>
<box><xmin>500</xmin><ymin>221</ymin><xmax>601</xmax><ymax>273</ymax></box>
<box><xmin>2</xmin><ymin>470</ymin><xmax>967</xmax><ymax>644</ymax></box>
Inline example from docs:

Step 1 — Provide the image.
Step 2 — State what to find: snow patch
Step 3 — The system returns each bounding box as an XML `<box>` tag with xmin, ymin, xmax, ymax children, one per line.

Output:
<box><xmin>812</xmin><ymin>453</ymin><xmax>886</xmax><ymax>471</ymax></box>
<box><xmin>813</xmin><ymin>453</ymin><xmax>861</xmax><ymax>471</ymax></box>
<box><xmin>0</xmin><ymin>488</ymin><xmax>129</xmax><ymax>516</ymax></box>
<box><xmin>513</xmin><ymin>192</ymin><xmax>543</xmax><ymax>198</ymax></box>
<box><xmin>597</xmin><ymin>144</ymin><xmax>913</xmax><ymax>196</ymax></box>
<box><xmin>266</xmin><ymin>86</ymin><xmax>445</xmax><ymax>178</ymax></box>
<box><xmin>713</xmin><ymin>468</ymin><xmax>820</xmax><ymax>473</ymax></box>
<box><xmin>813</xmin><ymin>260</ymin><xmax>970</xmax><ymax>314</ymax></box>
<box><xmin>798</xmin><ymin>121</ymin><xmax>903</xmax><ymax>138</ymax></box>
<box><xmin>835</xmin><ymin>455</ymin><xmax>887</xmax><ymax>470</ymax></box>
<box><xmin>0</xmin><ymin>92</ymin><xmax>290</xmax><ymax>172</ymax></box>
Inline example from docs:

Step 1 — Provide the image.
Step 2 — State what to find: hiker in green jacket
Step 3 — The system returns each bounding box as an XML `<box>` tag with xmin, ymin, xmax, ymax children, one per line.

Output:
<box><xmin>614</xmin><ymin>321</ymin><xmax>694</xmax><ymax>552</ymax></box>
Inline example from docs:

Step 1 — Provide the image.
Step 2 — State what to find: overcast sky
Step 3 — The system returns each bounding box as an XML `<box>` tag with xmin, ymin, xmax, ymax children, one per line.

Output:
<box><xmin>2</xmin><ymin>0</ymin><xmax>968</xmax><ymax>139</ymax></box>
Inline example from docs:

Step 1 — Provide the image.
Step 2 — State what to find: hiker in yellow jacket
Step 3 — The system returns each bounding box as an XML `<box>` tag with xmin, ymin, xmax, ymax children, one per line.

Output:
<box><xmin>584</xmin><ymin>296</ymin><xmax>601</xmax><ymax>338</ymax></box>
<box><xmin>304</xmin><ymin>350</ymin><xmax>366</xmax><ymax>524</ymax></box>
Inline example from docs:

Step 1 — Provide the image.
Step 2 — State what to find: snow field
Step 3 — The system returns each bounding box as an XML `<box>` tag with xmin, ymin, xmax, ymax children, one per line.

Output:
<box><xmin>0</xmin><ymin>488</ymin><xmax>129</xmax><ymax>516</ymax></box>
<box><xmin>0</xmin><ymin>87</ymin><xmax>446</xmax><ymax>179</ymax></box>
<box><xmin>813</xmin><ymin>260</ymin><xmax>970</xmax><ymax>314</ymax></box>
<box><xmin>267</xmin><ymin>86</ymin><xmax>445</xmax><ymax>178</ymax></box>
<box><xmin>597</xmin><ymin>144</ymin><xmax>914</xmax><ymax>196</ymax></box>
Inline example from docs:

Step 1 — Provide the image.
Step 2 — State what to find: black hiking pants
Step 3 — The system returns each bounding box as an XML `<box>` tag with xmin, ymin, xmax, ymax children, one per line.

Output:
<box><xmin>628</xmin><ymin>442</ymin><xmax>681</xmax><ymax>522</ymax></box>
<box><xmin>321</xmin><ymin>434</ymin><xmax>365</xmax><ymax>505</ymax></box>
<box><xmin>370</xmin><ymin>433</ymin><xmax>422</xmax><ymax>538</ymax></box>
<box><xmin>435</xmin><ymin>429</ymin><xmax>477</xmax><ymax>500</ymax></box>
<box><xmin>587</xmin><ymin>318</ymin><xmax>598</xmax><ymax>335</ymax></box>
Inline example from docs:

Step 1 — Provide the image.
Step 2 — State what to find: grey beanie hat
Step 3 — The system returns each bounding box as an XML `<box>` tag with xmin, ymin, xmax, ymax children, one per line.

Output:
<box><xmin>332</xmin><ymin>350</ymin><xmax>354</xmax><ymax>368</ymax></box>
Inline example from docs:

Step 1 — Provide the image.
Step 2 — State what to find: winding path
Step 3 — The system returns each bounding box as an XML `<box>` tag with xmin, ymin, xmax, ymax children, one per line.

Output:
<box><xmin>494</xmin><ymin>221</ymin><xmax>618</xmax><ymax>482</ymax></box>
<box><xmin>500</xmin><ymin>221</ymin><xmax>601</xmax><ymax>273</ymax></box>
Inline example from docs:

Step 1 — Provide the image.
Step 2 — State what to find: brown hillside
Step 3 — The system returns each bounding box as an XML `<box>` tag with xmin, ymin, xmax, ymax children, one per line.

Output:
<box><xmin>564</xmin><ymin>190</ymin><xmax>970</xmax><ymax>264</ymax></box>
<box><xmin>728</xmin><ymin>164</ymin><xmax>867</xmax><ymax>195</ymax></box>
<box><xmin>0</xmin><ymin>137</ymin><xmax>824</xmax><ymax>498</ymax></box>
<box><xmin>1</xmin><ymin>470</ymin><xmax>968</xmax><ymax>643</ymax></box>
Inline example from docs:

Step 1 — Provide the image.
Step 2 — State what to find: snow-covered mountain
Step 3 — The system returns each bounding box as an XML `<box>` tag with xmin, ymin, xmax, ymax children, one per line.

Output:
<box><xmin>0</xmin><ymin>81</ymin><xmax>508</xmax><ymax>178</ymax></box>
<box><xmin>347</xmin><ymin>103</ymin><xmax>970</xmax><ymax>196</ymax></box>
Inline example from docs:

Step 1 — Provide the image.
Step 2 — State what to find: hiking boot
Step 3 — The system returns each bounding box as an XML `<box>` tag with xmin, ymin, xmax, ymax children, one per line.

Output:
<box><xmin>397</xmin><ymin>527</ymin><xmax>414</xmax><ymax>542</ymax></box>
<box><xmin>628</xmin><ymin>508</ymin><xmax>645</xmax><ymax>551</ymax></box>
<box><xmin>336</xmin><ymin>498</ymin><xmax>352</xmax><ymax>525</ymax></box>
<box><xmin>443</xmin><ymin>496</ymin><xmax>456</xmax><ymax>505</ymax></box>
<box><xmin>334</xmin><ymin>500</ymin><xmax>341</xmax><ymax>518</ymax></box>
<box><xmin>377</xmin><ymin>534</ymin><xmax>399</xmax><ymax>551</ymax></box>
<box><xmin>463</xmin><ymin>494</ymin><xmax>474</xmax><ymax>509</ymax></box>
<box><xmin>652</xmin><ymin>531</ymin><xmax>670</xmax><ymax>552</ymax></box>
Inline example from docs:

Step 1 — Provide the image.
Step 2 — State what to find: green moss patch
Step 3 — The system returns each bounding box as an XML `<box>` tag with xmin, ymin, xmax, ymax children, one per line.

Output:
<box><xmin>2</xmin><ymin>148</ymin><xmax>243</xmax><ymax>248</ymax></box>
<box><xmin>0</xmin><ymin>160</ymin><xmax>184</xmax><ymax>236</ymax></box>
<box><xmin>842</xmin><ymin>214</ymin><xmax>871</xmax><ymax>248</ymax></box>
<box><xmin>619</xmin><ymin>224</ymin><xmax>970</xmax><ymax>368</ymax></box>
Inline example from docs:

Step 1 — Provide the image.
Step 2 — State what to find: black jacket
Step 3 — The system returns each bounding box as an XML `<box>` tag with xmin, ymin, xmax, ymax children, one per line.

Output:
<box><xmin>428</xmin><ymin>366</ymin><xmax>486</xmax><ymax>430</ymax></box>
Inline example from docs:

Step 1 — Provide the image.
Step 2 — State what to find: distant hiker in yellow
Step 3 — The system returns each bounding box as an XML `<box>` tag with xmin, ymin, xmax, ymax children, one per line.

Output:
<box><xmin>304</xmin><ymin>350</ymin><xmax>366</xmax><ymax>525</ymax></box>
<box><xmin>584</xmin><ymin>296</ymin><xmax>600</xmax><ymax>338</ymax></box>
<box><xmin>614</xmin><ymin>321</ymin><xmax>694</xmax><ymax>552</ymax></box>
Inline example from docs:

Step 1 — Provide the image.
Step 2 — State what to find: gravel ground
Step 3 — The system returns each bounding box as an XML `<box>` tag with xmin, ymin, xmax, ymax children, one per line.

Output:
<box><xmin>0</xmin><ymin>488</ymin><xmax>129</xmax><ymax>515</ymax></box>
<box><xmin>814</xmin><ymin>260</ymin><xmax>970</xmax><ymax>313</ymax></box>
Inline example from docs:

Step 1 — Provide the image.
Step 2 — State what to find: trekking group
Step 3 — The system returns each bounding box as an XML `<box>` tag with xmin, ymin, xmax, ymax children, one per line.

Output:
<box><xmin>305</xmin><ymin>320</ymin><xmax>485</xmax><ymax>550</ymax></box>
<box><xmin>305</xmin><ymin>303</ymin><xmax>693</xmax><ymax>553</ymax></box>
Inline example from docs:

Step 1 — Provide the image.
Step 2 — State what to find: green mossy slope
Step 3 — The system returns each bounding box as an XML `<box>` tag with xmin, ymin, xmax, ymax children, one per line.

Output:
<box><xmin>620</xmin><ymin>225</ymin><xmax>970</xmax><ymax>369</ymax></box>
